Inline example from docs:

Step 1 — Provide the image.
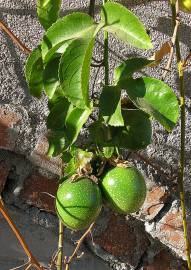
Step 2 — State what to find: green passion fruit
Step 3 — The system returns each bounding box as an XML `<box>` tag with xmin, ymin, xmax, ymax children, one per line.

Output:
<box><xmin>56</xmin><ymin>177</ymin><xmax>102</xmax><ymax>230</ymax></box>
<box><xmin>100</xmin><ymin>166</ymin><xmax>146</xmax><ymax>214</ymax></box>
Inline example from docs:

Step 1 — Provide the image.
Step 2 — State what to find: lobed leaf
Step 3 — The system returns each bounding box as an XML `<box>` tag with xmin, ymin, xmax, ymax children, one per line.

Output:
<box><xmin>37</xmin><ymin>0</ymin><xmax>62</xmax><ymax>30</ymax></box>
<box><xmin>101</xmin><ymin>2</ymin><xmax>152</xmax><ymax>49</ymax></box>
<box><xmin>119</xmin><ymin>77</ymin><xmax>179</xmax><ymax>131</ymax></box>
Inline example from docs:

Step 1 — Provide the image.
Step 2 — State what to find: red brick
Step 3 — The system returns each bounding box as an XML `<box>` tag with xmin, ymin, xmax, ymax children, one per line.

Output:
<box><xmin>157</xmin><ymin>209</ymin><xmax>191</xmax><ymax>260</ymax></box>
<box><xmin>0</xmin><ymin>107</ymin><xmax>21</xmax><ymax>150</ymax></box>
<box><xmin>95</xmin><ymin>214</ymin><xmax>150</xmax><ymax>266</ymax></box>
<box><xmin>143</xmin><ymin>250</ymin><xmax>187</xmax><ymax>270</ymax></box>
<box><xmin>0</xmin><ymin>162</ymin><xmax>10</xmax><ymax>193</ymax></box>
<box><xmin>29</xmin><ymin>135</ymin><xmax>62</xmax><ymax>176</ymax></box>
<box><xmin>20</xmin><ymin>173</ymin><xmax>59</xmax><ymax>213</ymax></box>
<box><xmin>134</xmin><ymin>186</ymin><xmax>169</xmax><ymax>221</ymax></box>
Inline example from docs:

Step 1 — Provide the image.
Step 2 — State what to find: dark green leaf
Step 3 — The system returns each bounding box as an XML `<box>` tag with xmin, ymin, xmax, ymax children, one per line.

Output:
<box><xmin>25</xmin><ymin>46</ymin><xmax>43</xmax><ymax>98</ymax></box>
<box><xmin>48</xmin><ymin>86</ymin><xmax>63</xmax><ymax>110</ymax></box>
<box><xmin>47</xmin><ymin>131</ymin><xmax>66</xmax><ymax>157</ymax></box>
<box><xmin>41</xmin><ymin>12</ymin><xmax>96</xmax><ymax>63</ymax></box>
<box><xmin>43</xmin><ymin>55</ymin><xmax>60</xmax><ymax>98</ymax></box>
<box><xmin>59</xmin><ymin>37</ymin><xmax>95</xmax><ymax>109</ymax></box>
<box><xmin>114</xmin><ymin>57</ymin><xmax>155</xmax><ymax>84</ymax></box>
<box><xmin>119</xmin><ymin>77</ymin><xmax>179</xmax><ymax>131</ymax></box>
<box><xmin>47</xmin><ymin>96</ymin><xmax>70</xmax><ymax>130</ymax></box>
<box><xmin>89</xmin><ymin>121</ymin><xmax>113</xmax><ymax>145</ymax></box>
<box><xmin>101</xmin><ymin>2</ymin><xmax>152</xmax><ymax>49</ymax></box>
<box><xmin>64</xmin><ymin>156</ymin><xmax>78</xmax><ymax>176</ymax></box>
<box><xmin>103</xmin><ymin>147</ymin><xmax>114</xmax><ymax>158</ymax></box>
<box><xmin>100</xmin><ymin>85</ymin><xmax>124</xmax><ymax>126</ymax></box>
<box><xmin>113</xmin><ymin>109</ymin><xmax>152</xmax><ymax>150</ymax></box>
<box><xmin>89</xmin><ymin>110</ymin><xmax>152</xmax><ymax>150</ymax></box>
<box><xmin>65</xmin><ymin>106</ymin><xmax>92</xmax><ymax>144</ymax></box>
<box><xmin>37</xmin><ymin>0</ymin><xmax>61</xmax><ymax>30</ymax></box>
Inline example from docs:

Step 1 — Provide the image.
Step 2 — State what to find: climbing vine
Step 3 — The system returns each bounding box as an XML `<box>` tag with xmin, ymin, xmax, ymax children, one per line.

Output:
<box><xmin>0</xmin><ymin>0</ymin><xmax>191</xmax><ymax>269</ymax></box>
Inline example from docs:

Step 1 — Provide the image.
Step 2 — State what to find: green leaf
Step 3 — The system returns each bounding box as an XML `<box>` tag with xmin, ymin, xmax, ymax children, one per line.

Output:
<box><xmin>101</xmin><ymin>2</ymin><xmax>152</xmax><ymax>49</ymax></box>
<box><xmin>43</xmin><ymin>55</ymin><xmax>60</xmax><ymax>98</ymax></box>
<box><xmin>114</xmin><ymin>57</ymin><xmax>155</xmax><ymax>84</ymax></box>
<box><xmin>99</xmin><ymin>85</ymin><xmax>124</xmax><ymax>126</ymax></box>
<box><xmin>113</xmin><ymin>109</ymin><xmax>152</xmax><ymax>150</ymax></box>
<box><xmin>64</xmin><ymin>156</ymin><xmax>78</xmax><ymax>176</ymax></box>
<box><xmin>65</xmin><ymin>106</ymin><xmax>92</xmax><ymax>144</ymax></box>
<box><xmin>119</xmin><ymin>77</ymin><xmax>179</xmax><ymax>131</ymax></box>
<box><xmin>37</xmin><ymin>0</ymin><xmax>61</xmax><ymax>30</ymax></box>
<box><xmin>47</xmin><ymin>131</ymin><xmax>66</xmax><ymax>157</ymax></box>
<box><xmin>103</xmin><ymin>147</ymin><xmax>114</xmax><ymax>158</ymax></box>
<box><xmin>89</xmin><ymin>110</ymin><xmax>151</xmax><ymax>150</ymax></box>
<box><xmin>47</xmin><ymin>96</ymin><xmax>70</xmax><ymax>131</ymax></box>
<box><xmin>89</xmin><ymin>121</ymin><xmax>113</xmax><ymax>146</ymax></box>
<box><xmin>41</xmin><ymin>12</ymin><xmax>96</xmax><ymax>63</ymax></box>
<box><xmin>59</xmin><ymin>37</ymin><xmax>95</xmax><ymax>109</ymax></box>
<box><xmin>25</xmin><ymin>46</ymin><xmax>43</xmax><ymax>98</ymax></box>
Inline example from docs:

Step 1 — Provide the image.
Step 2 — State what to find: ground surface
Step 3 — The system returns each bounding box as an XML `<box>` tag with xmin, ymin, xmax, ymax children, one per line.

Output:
<box><xmin>0</xmin><ymin>205</ymin><xmax>110</xmax><ymax>270</ymax></box>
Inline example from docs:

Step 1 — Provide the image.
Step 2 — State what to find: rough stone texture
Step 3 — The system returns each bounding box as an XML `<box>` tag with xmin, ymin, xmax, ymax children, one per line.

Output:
<box><xmin>0</xmin><ymin>161</ymin><xmax>10</xmax><ymax>193</ymax></box>
<box><xmin>29</xmin><ymin>135</ymin><xmax>62</xmax><ymax>175</ymax></box>
<box><xmin>95</xmin><ymin>213</ymin><xmax>150</xmax><ymax>267</ymax></box>
<box><xmin>0</xmin><ymin>0</ymin><xmax>191</xmax><ymax>269</ymax></box>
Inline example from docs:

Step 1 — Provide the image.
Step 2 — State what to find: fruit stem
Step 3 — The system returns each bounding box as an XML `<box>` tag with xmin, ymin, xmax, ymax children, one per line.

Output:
<box><xmin>64</xmin><ymin>223</ymin><xmax>94</xmax><ymax>269</ymax></box>
<box><xmin>103</xmin><ymin>0</ymin><xmax>109</xmax><ymax>85</ymax></box>
<box><xmin>0</xmin><ymin>20</ymin><xmax>31</xmax><ymax>54</ymax></box>
<box><xmin>0</xmin><ymin>197</ymin><xmax>43</xmax><ymax>270</ymax></box>
<box><xmin>170</xmin><ymin>1</ymin><xmax>191</xmax><ymax>269</ymax></box>
<box><xmin>56</xmin><ymin>220</ymin><xmax>64</xmax><ymax>270</ymax></box>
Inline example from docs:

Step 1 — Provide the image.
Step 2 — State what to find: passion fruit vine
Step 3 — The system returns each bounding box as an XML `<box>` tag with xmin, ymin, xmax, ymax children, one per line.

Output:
<box><xmin>100</xmin><ymin>166</ymin><xmax>146</xmax><ymax>214</ymax></box>
<box><xmin>56</xmin><ymin>177</ymin><xmax>102</xmax><ymax>230</ymax></box>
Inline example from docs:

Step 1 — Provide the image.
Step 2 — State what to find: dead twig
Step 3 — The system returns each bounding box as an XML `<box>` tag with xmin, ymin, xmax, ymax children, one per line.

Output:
<box><xmin>64</xmin><ymin>223</ymin><xmax>94</xmax><ymax>270</ymax></box>
<box><xmin>0</xmin><ymin>20</ymin><xmax>31</xmax><ymax>54</ymax></box>
<box><xmin>0</xmin><ymin>198</ymin><xmax>44</xmax><ymax>270</ymax></box>
<box><xmin>162</xmin><ymin>14</ymin><xmax>180</xmax><ymax>80</ymax></box>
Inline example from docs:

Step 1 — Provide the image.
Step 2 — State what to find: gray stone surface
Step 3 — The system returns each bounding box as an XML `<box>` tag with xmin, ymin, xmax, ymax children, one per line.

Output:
<box><xmin>0</xmin><ymin>205</ymin><xmax>110</xmax><ymax>270</ymax></box>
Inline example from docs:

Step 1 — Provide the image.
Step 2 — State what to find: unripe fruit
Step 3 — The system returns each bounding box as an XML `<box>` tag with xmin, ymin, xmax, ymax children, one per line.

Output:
<box><xmin>56</xmin><ymin>178</ymin><xmax>102</xmax><ymax>230</ymax></box>
<box><xmin>179</xmin><ymin>0</ymin><xmax>191</xmax><ymax>13</ymax></box>
<box><xmin>100</xmin><ymin>166</ymin><xmax>146</xmax><ymax>214</ymax></box>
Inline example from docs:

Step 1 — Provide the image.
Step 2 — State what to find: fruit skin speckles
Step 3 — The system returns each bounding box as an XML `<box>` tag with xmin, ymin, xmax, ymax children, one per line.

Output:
<box><xmin>56</xmin><ymin>177</ymin><xmax>102</xmax><ymax>230</ymax></box>
<box><xmin>100</xmin><ymin>166</ymin><xmax>146</xmax><ymax>214</ymax></box>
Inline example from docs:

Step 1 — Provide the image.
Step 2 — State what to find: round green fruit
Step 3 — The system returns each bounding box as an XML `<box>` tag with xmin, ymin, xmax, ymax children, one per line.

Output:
<box><xmin>100</xmin><ymin>167</ymin><xmax>146</xmax><ymax>214</ymax></box>
<box><xmin>56</xmin><ymin>177</ymin><xmax>102</xmax><ymax>230</ymax></box>
<box><xmin>179</xmin><ymin>0</ymin><xmax>191</xmax><ymax>13</ymax></box>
